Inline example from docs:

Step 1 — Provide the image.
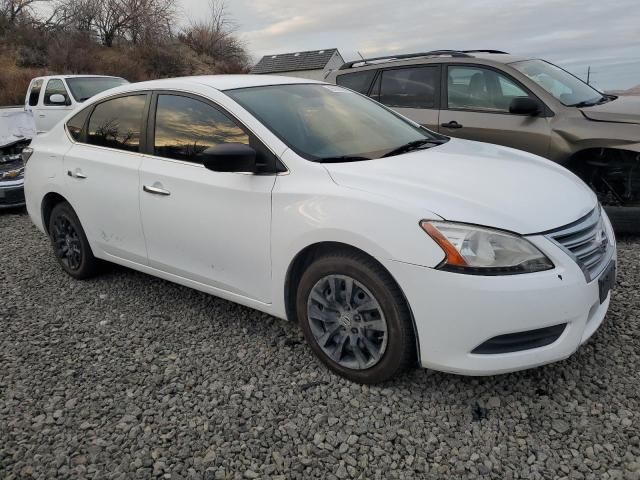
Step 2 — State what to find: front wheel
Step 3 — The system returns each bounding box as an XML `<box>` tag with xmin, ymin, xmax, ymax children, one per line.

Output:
<box><xmin>296</xmin><ymin>250</ymin><xmax>416</xmax><ymax>384</ymax></box>
<box><xmin>48</xmin><ymin>202</ymin><xmax>99</xmax><ymax>279</ymax></box>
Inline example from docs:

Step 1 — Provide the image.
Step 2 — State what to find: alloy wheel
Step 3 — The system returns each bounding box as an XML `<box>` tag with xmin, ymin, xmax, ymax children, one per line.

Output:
<box><xmin>306</xmin><ymin>274</ymin><xmax>388</xmax><ymax>370</ymax></box>
<box><xmin>51</xmin><ymin>214</ymin><xmax>82</xmax><ymax>271</ymax></box>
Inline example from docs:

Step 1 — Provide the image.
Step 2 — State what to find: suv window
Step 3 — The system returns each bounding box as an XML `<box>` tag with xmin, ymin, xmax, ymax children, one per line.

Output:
<box><xmin>447</xmin><ymin>66</ymin><xmax>530</xmax><ymax>112</ymax></box>
<box><xmin>87</xmin><ymin>95</ymin><xmax>146</xmax><ymax>152</ymax></box>
<box><xmin>375</xmin><ymin>66</ymin><xmax>438</xmax><ymax>109</ymax></box>
<box><xmin>335</xmin><ymin>71</ymin><xmax>376</xmax><ymax>94</ymax></box>
<box><xmin>44</xmin><ymin>79</ymin><xmax>70</xmax><ymax>106</ymax></box>
<box><xmin>153</xmin><ymin>94</ymin><xmax>249</xmax><ymax>163</ymax></box>
<box><xmin>28</xmin><ymin>79</ymin><xmax>43</xmax><ymax>106</ymax></box>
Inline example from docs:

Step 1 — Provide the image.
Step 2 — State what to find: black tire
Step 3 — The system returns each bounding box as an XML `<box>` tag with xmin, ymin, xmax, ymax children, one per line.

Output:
<box><xmin>48</xmin><ymin>202</ymin><xmax>99</xmax><ymax>279</ymax></box>
<box><xmin>604</xmin><ymin>206</ymin><xmax>640</xmax><ymax>235</ymax></box>
<box><xmin>296</xmin><ymin>250</ymin><xmax>416</xmax><ymax>384</ymax></box>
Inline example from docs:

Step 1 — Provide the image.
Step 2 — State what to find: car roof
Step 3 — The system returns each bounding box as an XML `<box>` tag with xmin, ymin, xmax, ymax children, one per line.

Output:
<box><xmin>126</xmin><ymin>75</ymin><xmax>324</xmax><ymax>92</ymax></box>
<box><xmin>34</xmin><ymin>75</ymin><xmax>126</xmax><ymax>80</ymax></box>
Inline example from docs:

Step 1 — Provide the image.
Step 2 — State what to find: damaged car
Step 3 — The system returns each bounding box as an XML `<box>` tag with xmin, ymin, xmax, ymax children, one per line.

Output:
<box><xmin>0</xmin><ymin>109</ymin><xmax>35</xmax><ymax>208</ymax></box>
<box><xmin>329</xmin><ymin>50</ymin><xmax>640</xmax><ymax>231</ymax></box>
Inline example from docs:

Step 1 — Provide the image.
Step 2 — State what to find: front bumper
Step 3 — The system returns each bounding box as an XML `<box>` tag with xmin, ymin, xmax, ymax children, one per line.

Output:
<box><xmin>0</xmin><ymin>179</ymin><xmax>25</xmax><ymax>209</ymax></box>
<box><xmin>385</xmin><ymin>232</ymin><xmax>616</xmax><ymax>376</ymax></box>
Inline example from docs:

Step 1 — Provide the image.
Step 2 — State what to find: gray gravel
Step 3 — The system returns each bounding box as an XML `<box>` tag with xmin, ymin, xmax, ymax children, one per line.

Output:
<box><xmin>1</xmin><ymin>208</ymin><xmax>639</xmax><ymax>480</ymax></box>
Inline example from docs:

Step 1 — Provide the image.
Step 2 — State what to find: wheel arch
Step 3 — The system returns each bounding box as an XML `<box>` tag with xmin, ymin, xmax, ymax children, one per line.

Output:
<box><xmin>41</xmin><ymin>192</ymin><xmax>70</xmax><ymax>234</ymax></box>
<box><xmin>283</xmin><ymin>241</ymin><xmax>422</xmax><ymax>364</ymax></box>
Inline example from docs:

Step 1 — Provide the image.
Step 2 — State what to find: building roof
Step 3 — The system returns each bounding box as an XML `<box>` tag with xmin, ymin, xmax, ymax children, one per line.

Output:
<box><xmin>251</xmin><ymin>49</ymin><xmax>342</xmax><ymax>74</ymax></box>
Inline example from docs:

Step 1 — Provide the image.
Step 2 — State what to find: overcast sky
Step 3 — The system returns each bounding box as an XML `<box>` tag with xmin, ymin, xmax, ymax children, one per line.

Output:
<box><xmin>179</xmin><ymin>0</ymin><xmax>640</xmax><ymax>90</ymax></box>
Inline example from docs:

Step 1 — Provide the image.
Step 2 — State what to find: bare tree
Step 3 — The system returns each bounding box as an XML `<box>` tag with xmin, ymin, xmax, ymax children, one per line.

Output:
<box><xmin>180</xmin><ymin>0</ymin><xmax>248</xmax><ymax>67</ymax></box>
<box><xmin>1</xmin><ymin>0</ymin><xmax>50</xmax><ymax>25</ymax></box>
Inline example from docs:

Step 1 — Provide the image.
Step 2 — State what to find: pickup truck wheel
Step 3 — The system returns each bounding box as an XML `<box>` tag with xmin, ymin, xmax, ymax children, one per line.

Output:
<box><xmin>48</xmin><ymin>202</ymin><xmax>99</xmax><ymax>279</ymax></box>
<box><xmin>296</xmin><ymin>250</ymin><xmax>416</xmax><ymax>384</ymax></box>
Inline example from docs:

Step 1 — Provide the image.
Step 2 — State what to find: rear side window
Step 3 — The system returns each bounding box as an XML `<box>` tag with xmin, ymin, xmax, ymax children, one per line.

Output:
<box><xmin>28</xmin><ymin>79</ymin><xmax>43</xmax><ymax>106</ymax></box>
<box><xmin>66</xmin><ymin>108</ymin><xmax>91</xmax><ymax>141</ymax></box>
<box><xmin>376</xmin><ymin>66</ymin><xmax>438</xmax><ymax>109</ymax></box>
<box><xmin>335</xmin><ymin>71</ymin><xmax>376</xmax><ymax>94</ymax></box>
<box><xmin>43</xmin><ymin>79</ymin><xmax>70</xmax><ymax>106</ymax></box>
<box><xmin>153</xmin><ymin>94</ymin><xmax>249</xmax><ymax>163</ymax></box>
<box><xmin>87</xmin><ymin>95</ymin><xmax>146</xmax><ymax>152</ymax></box>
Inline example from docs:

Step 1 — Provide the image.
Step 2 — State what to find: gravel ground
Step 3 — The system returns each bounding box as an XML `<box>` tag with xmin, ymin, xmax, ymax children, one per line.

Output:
<box><xmin>1</xmin><ymin>208</ymin><xmax>639</xmax><ymax>480</ymax></box>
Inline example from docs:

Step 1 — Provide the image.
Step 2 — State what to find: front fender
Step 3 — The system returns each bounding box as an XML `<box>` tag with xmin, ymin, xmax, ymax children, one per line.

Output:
<box><xmin>269</xmin><ymin>161</ymin><xmax>446</xmax><ymax>318</ymax></box>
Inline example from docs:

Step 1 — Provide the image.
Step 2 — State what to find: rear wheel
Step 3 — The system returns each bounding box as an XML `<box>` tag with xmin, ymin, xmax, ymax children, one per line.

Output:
<box><xmin>48</xmin><ymin>202</ymin><xmax>99</xmax><ymax>279</ymax></box>
<box><xmin>296</xmin><ymin>250</ymin><xmax>416</xmax><ymax>384</ymax></box>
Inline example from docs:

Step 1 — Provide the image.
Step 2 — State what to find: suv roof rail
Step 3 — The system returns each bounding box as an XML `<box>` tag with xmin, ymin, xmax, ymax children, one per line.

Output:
<box><xmin>339</xmin><ymin>49</ymin><xmax>510</xmax><ymax>70</ymax></box>
<box><xmin>463</xmin><ymin>49</ymin><xmax>509</xmax><ymax>54</ymax></box>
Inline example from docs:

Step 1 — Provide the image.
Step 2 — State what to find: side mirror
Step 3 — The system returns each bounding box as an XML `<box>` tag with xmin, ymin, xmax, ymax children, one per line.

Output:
<box><xmin>49</xmin><ymin>94</ymin><xmax>68</xmax><ymax>105</ymax></box>
<box><xmin>200</xmin><ymin>143</ymin><xmax>257</xmax><ymax>173</ymax></box>
<box><xmin>509</xmin><ymin>97</ymin><xmax>541</xmax><ymax>116</ymax></box>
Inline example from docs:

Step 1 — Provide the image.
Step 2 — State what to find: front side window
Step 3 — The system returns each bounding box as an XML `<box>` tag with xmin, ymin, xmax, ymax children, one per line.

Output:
<box><xmin>87</xmin><ymin>95</ymin><xmax>146</xmax><ymax>152</ymax></box>
<box><xmin>376</xmin><ymin>66</ymin><xmax>438</xmax><ymax>109</ymax></box>
<box><xmin>43</xmin><ymin>79</ymin><xmax>70</xmax><ymax>106</ymax></box>
<box><xmin>153</xmin><ymin>94</ymin><xmax>249</xmax><ymax>163</ymax></box>
<box><xmin>66</xmin><ymin>77</ymin><xmax>129</xmax><ymax>102</ymax></box>
<box><xmin>335</xmin><ymin>70</ymin><xmax>376</xmax><ymax>94</ymax></box>
<box><xmin>447</xmin><ymin>66</ymin><xmax>531</xmax><ymax>112</ymax></box>
<box><xmin>511</xmin><ymin>59</ymin><xmax>605</xmax><ymax>106</ymax></box>
<box><xmin>28</xmin><ymin>79</ymin><xmax>43</xmax><ymax>106</ymax></box>
<box><xmin>226</xmin><ymin>84</ymin><xmax>442</xmax><ymax>161</ymax></box>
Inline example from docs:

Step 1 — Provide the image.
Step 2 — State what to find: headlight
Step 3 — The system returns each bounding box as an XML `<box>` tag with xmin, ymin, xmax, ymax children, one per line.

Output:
<box><xmin>421</xmin><ymin>221</ymin><xmax>554</xmax><ymax>275</ymax></box>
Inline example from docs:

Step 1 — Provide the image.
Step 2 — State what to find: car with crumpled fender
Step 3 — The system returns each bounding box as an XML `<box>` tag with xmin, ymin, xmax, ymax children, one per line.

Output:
<box><xmin>328</xmin><ymin>49</ymin><xmax>640</xmax><ymax>231</ymax></box>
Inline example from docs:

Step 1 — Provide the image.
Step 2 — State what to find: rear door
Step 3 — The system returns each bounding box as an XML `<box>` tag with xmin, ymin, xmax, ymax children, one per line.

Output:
<box><xmin>63</xmin><ymin>93</ymin><xmax>149</xmax><ymax>264</ymax></box>
<box><xmin>439</xmin><ymin>64</ymin><xmax>551</xmax><ymax>157</ymax></box>
<box><xmin>369</xmin><ymin>64</ymin><xmax>441</xmax><ymax>131</ymax></box>
<box><xmin>138</xmin><ymin>92</ymin><xmax>275</xmax><ymax>302</ymax></box>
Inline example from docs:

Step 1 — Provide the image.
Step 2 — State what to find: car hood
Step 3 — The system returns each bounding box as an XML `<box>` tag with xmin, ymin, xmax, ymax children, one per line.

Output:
<box><xmin>323</xmin><ymin>139</ymin><xmax>597</xmax><ymax>234</ymax></box>
<box><xmin>580</xmin><ymin>96</ymin><xmax>640</xmax><ymax>125</ymax></box>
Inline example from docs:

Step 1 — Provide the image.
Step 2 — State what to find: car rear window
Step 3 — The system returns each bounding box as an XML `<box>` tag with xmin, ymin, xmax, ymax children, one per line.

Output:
<box><xmin>335</xmin><ymin>71</ymin><xmax>376</xmax><ymax>94</ymax></box>
<box><xmin>87</xmin><ymin>95</ymin><xmax>146</xmax><ymax>152</ymax></box>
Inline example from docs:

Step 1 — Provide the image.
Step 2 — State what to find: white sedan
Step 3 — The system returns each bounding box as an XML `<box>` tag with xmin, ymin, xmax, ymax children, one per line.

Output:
<box><xmin>23</xmin><ymin>75</ymin><xmax>616</xmax><ymax>383</ymax></box>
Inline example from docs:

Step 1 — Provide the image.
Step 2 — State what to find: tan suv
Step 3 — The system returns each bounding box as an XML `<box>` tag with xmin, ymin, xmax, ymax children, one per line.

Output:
<box><xmin>327</xmin><ymin>50</ymin><xmax>640</xmax><ymax>231</ymax></box>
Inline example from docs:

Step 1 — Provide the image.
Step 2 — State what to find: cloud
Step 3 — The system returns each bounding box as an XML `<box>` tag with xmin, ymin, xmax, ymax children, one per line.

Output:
<box><xmin>180</xmin><ymin>0</ymin><xmax>640</xmax><ymax>89</ymax></box>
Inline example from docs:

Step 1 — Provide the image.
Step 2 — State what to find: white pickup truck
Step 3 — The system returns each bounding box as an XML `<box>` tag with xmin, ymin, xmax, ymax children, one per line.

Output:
<box><xmin>1</xmin><ymin>75</ymin><xmax>128</xmax><ymax>208</ymax></box>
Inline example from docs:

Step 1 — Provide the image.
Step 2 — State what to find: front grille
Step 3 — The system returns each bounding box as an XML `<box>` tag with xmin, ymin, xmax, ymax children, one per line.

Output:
<box><xmin>546</xmin><ymin>207</ymin><xmax>613</xmax><ymax>282</ymax></box>
<box><xmin>472</xmin><ymin>324</ymin><xmax>567</xmax><ymax>354</ymax></box>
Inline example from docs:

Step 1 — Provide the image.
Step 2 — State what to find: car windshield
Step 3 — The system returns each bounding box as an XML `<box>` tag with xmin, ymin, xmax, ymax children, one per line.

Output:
<box><xmin>511</xmin><ymin>59</ymin><xmax>605</xmax><ymax>107</ymax></box>
<box><xmin>225</xmin><ymin>84</ymin><xmax>443</xmax><ymax>161</ymax></box>
<box><xmin>65</xmin><ymin>77</ymin><xmax>129</xmax><ymax>102</ymax></box>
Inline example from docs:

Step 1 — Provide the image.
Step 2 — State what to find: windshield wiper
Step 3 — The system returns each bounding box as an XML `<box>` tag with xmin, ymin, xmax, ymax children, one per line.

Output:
<box><xmin>316</xmin><ymin>155</ymin><xmax>371</xmax><ymax>163</ymax></box>
<box><xmin>382</xmin><ymin>138</ymin><xmax>448</xmax><ymax>158</ymax></box>
<box><xmin>570</xmin><ymin>96</ymin><xmax>609</xmax><ymax>108</ymax></box>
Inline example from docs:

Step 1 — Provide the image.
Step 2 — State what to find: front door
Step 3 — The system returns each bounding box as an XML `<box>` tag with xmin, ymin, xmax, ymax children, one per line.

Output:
<box><xmin>36</xmin><ymin>78</ymin><xmax>74</xmax><ymax>132</ymax></box>
<box><xmin>439</xmin><ymin>65</ymin><xmax>551</xmax><ymax>157</ymax></box>
<box><xmin>63</xmin><ymin>94</ymin><xmax>149</xmax><ymax>264</ymax></box>
<box><xmin>139</xmin><ymin>93</ymin><xmax>275</xmax><ymax>303</ymax></box>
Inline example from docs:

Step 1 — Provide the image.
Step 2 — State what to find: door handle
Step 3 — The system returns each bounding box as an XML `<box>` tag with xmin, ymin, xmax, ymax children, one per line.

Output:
<box><xmin>39</xmin><ymin>114</ymin><xmax>46</xmax><ymax>118</ymax></box>
<box><xmin>143</xmin><ymin>184</ymin><xmax>171</xmax><ymax>196</ymax></box>
<box><xmin>67</xmin><ymin>170</ymin><xmax>87</xmax><ymax>179</ymax></box>
<box><xmin>441</xmin><ymin>121</ymin><xmax>463</xmax><ymax>129</ymax></box>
